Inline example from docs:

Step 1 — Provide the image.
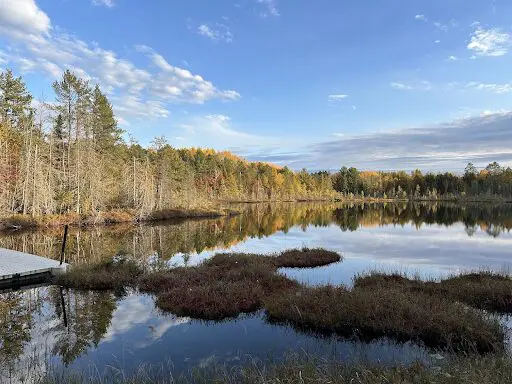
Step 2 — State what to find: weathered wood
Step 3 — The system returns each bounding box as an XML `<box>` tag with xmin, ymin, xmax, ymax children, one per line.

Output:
<box><xmin>0</xmin><ymin>248</ymin><xmax>67</xmax><ymax>289</ymax></box>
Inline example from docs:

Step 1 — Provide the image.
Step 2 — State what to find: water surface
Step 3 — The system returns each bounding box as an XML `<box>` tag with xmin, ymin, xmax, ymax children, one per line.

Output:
<box><xmin>1</xmin><ymin>202</ymin><xmax>511</xmax><ymax>382</ymax></box>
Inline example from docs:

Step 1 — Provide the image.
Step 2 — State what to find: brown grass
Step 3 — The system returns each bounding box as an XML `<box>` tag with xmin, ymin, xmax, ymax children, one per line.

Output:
<box><xmin>0</xmin><ymin>207</ymin><xmax>240</xmax><ymax>231</ymax></box>
<box><xmin>138</xmin><ymin>249</ymin><xmax>341</xmax><ymax>320</ymax></box>
<box><xmin>38</xmin><ymin>355</ymin><xmax>512</xmax><ymax>383</ymax></box>
<box><xmin>355</xmin><ymin>271</ymin><xmax>512</xmax><ymax>313</ymax></box>
<box><xmin>54</xmin><ymin>258</ymin><xmax>143</xmax><ymax>292</ymax></box>
<box><xmin>264</xmin><ymin>285</ymin><xmax>504</xmax><ymax>353</ymax></box>
<box><xmin>145</xmin><ymin>208</ymin><xmax>237</xmax><ymax>221</ymax></box>
<box><xmin>0</xmin><ymin>215</ymin><xmax>38</xmax><ymax>230</ymax></box>
<box><xmin>50</xmin><ymin>251</ymin><xmax>510</xmax><ymax>353</ymax></box>
<box><xmin>276</xmin><ymin>248</ymin><xmax>342</xmax><ymax>268</ymax></box>
<box><xmin>139</xmin><ymin>253</ymin><xmax>299</xmax><ymax>320</ymax></box>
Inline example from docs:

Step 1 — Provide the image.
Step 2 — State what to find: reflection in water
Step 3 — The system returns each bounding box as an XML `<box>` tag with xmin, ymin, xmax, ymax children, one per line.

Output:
<box><xmin>0</xmin><ymin>202</ymin><xmax>511</xmax><ymax>266</ymax></box>
<box><xmin>0</xmin><ymin>293</ymin><xmax>34</xmax><ymax>377</ymax></box>
<box><xmin>48</xmin><ymin>289</ymin><xmax>117</xmax><ymax>366</ymax></box>
<box><xmin>0</xmin><ymin>202</ymin><xmax>512</xmax><ymax>381</ymax></box>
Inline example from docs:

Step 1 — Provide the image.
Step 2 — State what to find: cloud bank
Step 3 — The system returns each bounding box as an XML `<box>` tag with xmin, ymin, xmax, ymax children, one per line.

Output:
<box><xmin>243</xmin><ymin>111</ymin><xmax>512</xmax><ymax>171</ymax></box>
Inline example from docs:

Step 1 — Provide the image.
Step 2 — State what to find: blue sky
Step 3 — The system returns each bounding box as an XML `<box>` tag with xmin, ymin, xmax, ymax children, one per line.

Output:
<box><xmin>1</xmin><ymin>0</ymin><xmax>512</xmax><ymax>171</ymax></box>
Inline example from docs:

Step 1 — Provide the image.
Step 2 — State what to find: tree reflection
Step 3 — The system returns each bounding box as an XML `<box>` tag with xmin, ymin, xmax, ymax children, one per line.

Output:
<box><xmin>47</xmin><ymin>288</ymin><xmax>117</xmax><ymax>366</ymax></box>
<box><xmin>0</xmin><ymin>203</ymin><xmax>511</xmax><ymax>266</ymax></box>
<box><xmin>0</xmin><ymin>293</ymin><xmax>33</xmax><ymax>375</ymax></box>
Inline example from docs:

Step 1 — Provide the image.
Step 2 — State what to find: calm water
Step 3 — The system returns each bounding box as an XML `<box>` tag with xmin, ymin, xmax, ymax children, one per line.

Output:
<box><xmin>1</xmin><ymin>202</ymin><xmax>512</xmax><ymax>382</ymax></box>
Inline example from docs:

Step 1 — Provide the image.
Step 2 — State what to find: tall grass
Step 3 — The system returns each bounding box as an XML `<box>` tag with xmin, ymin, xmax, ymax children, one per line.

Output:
<box><xmin>35</xmin><ymin>354</ymin><xmax>512</xmax><ymax>384</ymax></box>
<box><xmin>355</xmin><ymin>271</ymin><xmax>512</xmax><ymax>313</ymax></box>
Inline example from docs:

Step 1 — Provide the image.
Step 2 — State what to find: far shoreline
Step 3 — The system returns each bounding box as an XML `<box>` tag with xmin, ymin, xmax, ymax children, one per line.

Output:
<box><xmin>1</xmin><ymin>196</ymin><xmax>510</xmax><ymax>232</ymax></box>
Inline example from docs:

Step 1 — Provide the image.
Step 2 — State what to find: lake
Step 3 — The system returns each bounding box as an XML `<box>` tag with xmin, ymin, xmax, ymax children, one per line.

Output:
<box><xmin>1</xmin><ymin>202</ymin><xmax>512</xmax><ymax>382</ymax></box>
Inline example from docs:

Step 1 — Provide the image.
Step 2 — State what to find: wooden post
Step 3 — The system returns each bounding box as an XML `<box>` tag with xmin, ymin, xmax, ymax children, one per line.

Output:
<box><xmin>60</xmin><ymin>224</ymin><xmax>69</xmax><ymax>266</ymax></box>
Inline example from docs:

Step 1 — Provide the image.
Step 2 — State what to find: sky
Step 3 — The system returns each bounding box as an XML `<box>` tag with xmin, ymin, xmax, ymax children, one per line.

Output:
<box><xmin>1</xmin><ymin>0</ymin><xmax>512</xmax><ymax>171</ymax></box>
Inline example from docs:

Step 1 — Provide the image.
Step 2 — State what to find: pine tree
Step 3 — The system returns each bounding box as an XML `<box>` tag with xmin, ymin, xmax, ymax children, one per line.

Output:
<box><xmin>0</xmin><ymin>69</ymin><xmax>33</xmax><ymax>128</ymax></box>
<box><xmin>91</xmin><ymin>85</ymin><xmax>122</xmax><ymax>153</ymax></box>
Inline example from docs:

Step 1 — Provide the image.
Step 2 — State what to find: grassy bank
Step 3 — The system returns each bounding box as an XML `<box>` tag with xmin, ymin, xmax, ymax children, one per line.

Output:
<box><xmin>36</xmin><ymin>355</ymin><xmax>512</xmax><ymax>383</ymax></box>
<box><xmin>0</xmin><ymin>207</ymin><xmax>240</xmax><ymax>231</ymax></box>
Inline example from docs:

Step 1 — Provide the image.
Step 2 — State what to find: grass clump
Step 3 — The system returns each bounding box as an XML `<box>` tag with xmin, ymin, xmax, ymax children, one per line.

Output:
<box><xmin>264</xmin><ymin>285</ymin><xmax>504</xmax><ymax>353</ymax></box>
<box><xmin>139</xmin><ymin>249</ymin><xmax>340</xmax><ymax>320</ymax></box>
<box><xmin>139</xmin><ymin>253</ymin><xmax>299</xmax><ymax>320</ymax></box>
<box><xmin>355</xmin><ymin>271</ymin><xmax>512</xmax><ymax>313</ymax></box>
<box><xmin>54</xmin><ymin>258</ymin><xmax>143</xmax><ymax>292</ymax></box>
<box><xmin>275</xmin><ymin>247</ymin><xmax>342</xmax><ymax>268</ymax></box>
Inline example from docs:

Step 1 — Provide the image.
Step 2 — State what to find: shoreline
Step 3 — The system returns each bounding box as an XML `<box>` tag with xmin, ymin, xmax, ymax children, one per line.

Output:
<box><xmin>1</xmin><ymin>196</ymin><xmax>510</xmax><ymax>232</ymax></box>
<box><xmin>0</xmin><ymin>207</ymin><xmax>241</xmax><ymax>232</ymax></box>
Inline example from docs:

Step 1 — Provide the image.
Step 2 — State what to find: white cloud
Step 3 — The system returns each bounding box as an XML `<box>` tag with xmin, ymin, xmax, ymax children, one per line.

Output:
<box><xmin>114</xmin><ymin>95</ymin><xmax>170</xmax><ymax>119</ymax></box>
<box><xmin>390</xmin><ymin>81</ymin><xmax>432</xmax><ymax>91</ymax></box>
<box><xmin>415</xmin><ymin>14</ymin><xmax>427</xmax><ymax>22</ymax></box>
<box><xmin>467</xmin><ymin>25</ymin><xmax>511</xmax><ymax>57</ymax></box>
<box><xmin>390</xmin><ymin>82</ymin><xmax>412</xmax><ymax>90</ymax></box>
<box><xmin>205</xmin><ymin>114</ymin><xmax>255</xmax><ymax>138</ymax></box>
<box><xmin>174</xmin><ymin>114</ymin><xmax>271</xmax><ymax>149</ymax></box>
<box><xmin>0</xmin><ymin>1</ymin><xmax>241</xmax><ymax>123</ymax></box>
<box><xmin>433</xmin><ymin>22</ymin><xmax>448</xmax><ymax>32</ymax></box>
<box><xmin>0</xmin><ymin>0</ymin><xmax>51</xmax><ymax>39</ymax></box>
<box><xmin>197</xmin><ymin>23</ymin><xmax>233</xmax><ymax>43</ymax></box>
<box><xmin>448</xmin><ymin>55</ymin><xmax>458</xmax><ymax>61</ymax></box>
<box><xmin>257</xmin><ymin>0</ymin><xmax>280</xmax><ymax>17</ymax></box>
<box><xmin>328</xmin><ymin>94</ymin><xmax>349</xmax><ymax>102</ymax></box>
<box><xmin>102</xmin><ymin>294</ymin><xmax>189</xmax><ymax>344</ymax></box>
<box><xmin>434</xmin><ymin>40</ymin><xmax>441</xmax><ymax>44</ymax></box>
<box><xmin>92</xmin><ymin>0</ymin><xmax>115</xmax><ymax>7</ymax></box>
<box><xmin>466</xmin><ymin>81</ymin><xmax>512</xmax><ymax>94</ymax></box>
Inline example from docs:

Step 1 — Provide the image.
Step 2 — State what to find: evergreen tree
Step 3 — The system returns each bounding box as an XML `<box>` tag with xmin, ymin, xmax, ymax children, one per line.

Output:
<box><xmin>0</xmin><ymin>69</ymin><xmax>33</xmax><ymax>128</ymax></box>
<box><xmin>91</xmin><ymin>85</ymin><xmax>122</xmax><ymax>153</ymax></box>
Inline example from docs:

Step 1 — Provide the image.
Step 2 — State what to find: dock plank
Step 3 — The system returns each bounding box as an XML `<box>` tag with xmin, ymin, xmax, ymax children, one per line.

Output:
<box><xmin>0</xmin><ymin>248</ymin><xmax>66</xmax><ymax>281</ymax></box>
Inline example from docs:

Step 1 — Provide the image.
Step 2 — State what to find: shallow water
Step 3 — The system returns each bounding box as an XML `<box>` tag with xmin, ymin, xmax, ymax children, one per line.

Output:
<box><xmin>1</xmin><ymin>202</ymin><xmax>511</xmax><ymax>381</ymax></box>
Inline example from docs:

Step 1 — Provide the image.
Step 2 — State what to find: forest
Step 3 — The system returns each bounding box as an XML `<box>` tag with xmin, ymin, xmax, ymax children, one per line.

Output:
<box><xmin>0</xmin><ymin>69</ymin><xmax>334</xmax><ymax>222</ymax></box>
<box><xmin>332</xmin><ymin>163</ymin><xmax>512</xmax><ymax>200</ymax></box>
<box><xmin>1</xmin><ymin>68</ymin><xmax>511</xmax><ymax>224</ymax></box>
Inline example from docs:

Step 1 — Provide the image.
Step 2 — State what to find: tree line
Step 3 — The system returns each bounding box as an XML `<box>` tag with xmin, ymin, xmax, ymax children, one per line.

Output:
<box><xmin>1</xmin><ymin>68</ymin><xmax>511</xmax><ymax>221</ymax></box>
<box><xmin>332</xmin><ymin>163</ymin><xmax>512</xmax><ymax>200</ymax></box>
<box><xmin>0</xmin><ymin>69</ymin><xmax>334</xmax><ymax>219</ymax></box>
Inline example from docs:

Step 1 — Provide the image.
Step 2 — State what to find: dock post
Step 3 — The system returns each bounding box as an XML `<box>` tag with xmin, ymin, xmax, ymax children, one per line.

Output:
<box><xmin>60</xmin><ymin>225</ymin><xmax>69</xmax><ymax>266</ymax></box>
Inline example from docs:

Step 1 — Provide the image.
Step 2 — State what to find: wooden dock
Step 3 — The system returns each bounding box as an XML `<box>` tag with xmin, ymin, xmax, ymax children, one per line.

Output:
<box><xmin>0</xmin><ymin>248</ymin><xmax>67</xmax><ymax>290</ymax></box>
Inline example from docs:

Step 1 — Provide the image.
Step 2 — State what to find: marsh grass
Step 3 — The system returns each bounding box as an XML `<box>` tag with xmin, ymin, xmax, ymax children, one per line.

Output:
<box><xmin>52</xmin><ymin>250</ymin><xmax>511</xmax><ymax>352</ymax></box>
<box><xmin>54</xmin><ymin>258</ymin><xmax>143</xmax><ymax>292</ymax></box>
<box><xmin>264</xmin><ymin>285</ymin><xmax>504</xmax><ymax>353</ymax></box>
<box><xmin>35</xmin><ymin>355</ymin><xmax>512</xmax><ymax>383</ymax></box>
<box><xmin>139</xmin><ymin>253</ymin><xmax>300</xmax><ymax>320</ymax></box>
<box><xmin>355</xmin><ymin>271</ymin><xmax>512</xmax><ymax>313</ymax></box>
<box><xmin>275</xmin><ymin>248</ymin><xmax>342</xmax><ymax>268</ymax></box>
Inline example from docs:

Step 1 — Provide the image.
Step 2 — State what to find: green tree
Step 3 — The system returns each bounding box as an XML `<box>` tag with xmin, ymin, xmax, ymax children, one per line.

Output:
<box><xmin>0</xmin><ymin>69</ymin><xmax>33</xmax><ymax>128</ymax></box>
<box><xmin>91</xmin><ymin>85</ymin><xmax>122</xmax><ymax>153</ymax></box>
